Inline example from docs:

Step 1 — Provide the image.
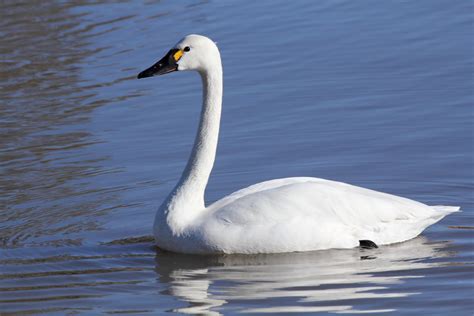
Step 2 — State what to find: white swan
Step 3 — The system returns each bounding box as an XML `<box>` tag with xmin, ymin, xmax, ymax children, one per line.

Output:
<box><xmin>137</xmin><ymin>34</ymin><xmax>459</xmax><ymax>254</ymax></box>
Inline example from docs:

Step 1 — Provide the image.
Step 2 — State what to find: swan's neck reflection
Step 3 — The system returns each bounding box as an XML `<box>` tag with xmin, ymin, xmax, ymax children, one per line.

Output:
<box><xmin>169</xmin><ymin>268</ymin><xmax>227</xmax><ymax>315</ymax></box>
<box><xmin>155</xmin><ymin>237</ymin><xmax>450</xmax><ymax>314</ymax></box>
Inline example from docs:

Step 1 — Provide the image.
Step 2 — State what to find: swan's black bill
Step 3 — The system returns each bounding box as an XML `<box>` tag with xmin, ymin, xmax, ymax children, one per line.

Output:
<box><xmin>137</xmin><ymin>49</ymin><xmax>180</xmax><ymax>79</ymax></box>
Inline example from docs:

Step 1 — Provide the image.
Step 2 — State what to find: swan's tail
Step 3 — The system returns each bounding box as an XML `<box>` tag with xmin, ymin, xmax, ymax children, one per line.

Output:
<box><xmin>431</xmin><ymin>205</ymin><xmax>461</xmax><ymax>214</ymax></box>
<box><xmin>426</xmin><ymin>205</ymin><xmax>460</xmax><ymax>225</ymax></box>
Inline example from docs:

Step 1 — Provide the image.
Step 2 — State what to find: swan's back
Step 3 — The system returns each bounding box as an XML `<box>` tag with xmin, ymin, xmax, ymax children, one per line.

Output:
<box><xmin>196</xmin><ymin>178</ymin><xmax>457</xmax><ymax>253</ymax></box>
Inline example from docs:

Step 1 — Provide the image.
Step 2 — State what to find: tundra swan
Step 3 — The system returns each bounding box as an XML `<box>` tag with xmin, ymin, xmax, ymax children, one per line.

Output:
<box><xmin>137</xmin><ymin>34</ymin><xmax>458</xmax><ymax>254</ymax></box>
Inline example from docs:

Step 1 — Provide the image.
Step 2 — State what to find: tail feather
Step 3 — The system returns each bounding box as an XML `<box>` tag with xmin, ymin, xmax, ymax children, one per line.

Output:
<box><xmin>431</xmin><ymin>205</ymin><xmax>461</xmax><ymax>213</ymax></box>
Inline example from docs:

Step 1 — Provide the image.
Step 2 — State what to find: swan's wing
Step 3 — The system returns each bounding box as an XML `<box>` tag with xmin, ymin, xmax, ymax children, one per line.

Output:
<box><xmin>208</xmin><ymin>177</ymin><xmax>316</xmax><ymax>210</ymax></box>
<box><xmin>203</xmin><ymin>178</ymin><xmax>458</xmax><ymax>252</ymax></box>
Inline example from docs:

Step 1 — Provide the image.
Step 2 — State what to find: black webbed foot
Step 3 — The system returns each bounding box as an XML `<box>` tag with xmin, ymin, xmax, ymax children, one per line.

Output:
<box><xmin>359</xmin><ymin>240</ymin><xmax>378</xmax><ymax>249</ymax></box>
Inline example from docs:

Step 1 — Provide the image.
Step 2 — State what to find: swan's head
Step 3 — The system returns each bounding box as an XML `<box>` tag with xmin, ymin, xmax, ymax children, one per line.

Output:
<box><xmin>137</xmin><ymin>34</ymin><xmax>220</xmax><ymax>79</ymax></box>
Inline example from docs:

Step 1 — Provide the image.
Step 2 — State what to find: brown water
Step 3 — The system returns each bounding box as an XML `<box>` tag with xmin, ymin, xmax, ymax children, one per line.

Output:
<box><xmin>1</xmin><ymin>1</ymin><xmax>473</xmax><ymax>315</ymax></box>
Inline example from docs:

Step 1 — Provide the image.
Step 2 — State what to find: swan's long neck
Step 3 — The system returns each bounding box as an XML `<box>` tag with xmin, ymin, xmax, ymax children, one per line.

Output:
<box><xmin>162</xmin><ymin>63</ymin><xmax>223</xmax><ymax>228</ymax></box>
<box><xmin>179</xmin><ymin>68</ymin><xmax>223</xmax><ymax>206</ymax></box>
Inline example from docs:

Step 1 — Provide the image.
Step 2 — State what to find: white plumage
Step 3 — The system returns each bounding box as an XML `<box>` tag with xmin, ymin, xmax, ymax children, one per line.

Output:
<box><xmin>137</xmin><ymin>34</ymin><xmax>459</xmax><ymax>254</ymax></box>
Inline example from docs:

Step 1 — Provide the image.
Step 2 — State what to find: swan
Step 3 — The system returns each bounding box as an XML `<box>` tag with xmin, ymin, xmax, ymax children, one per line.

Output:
<box><xmin>137</xmin><ymin>34</ymin><xmax>459</xmax><ymax>254</ymax></box>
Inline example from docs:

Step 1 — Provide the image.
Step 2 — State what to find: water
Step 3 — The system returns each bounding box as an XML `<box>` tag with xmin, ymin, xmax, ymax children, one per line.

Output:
<box><xmin>0</xmin><ymin>0</ymin><xmax>472</xmax><ymax>314</ymax></box>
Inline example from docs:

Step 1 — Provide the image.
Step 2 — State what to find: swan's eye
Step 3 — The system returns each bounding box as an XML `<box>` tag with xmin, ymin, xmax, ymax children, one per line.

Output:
<box><xmin>184</xmin><ymin>46</ymin><xmax>191</xmax><ymax>52</ymax></box>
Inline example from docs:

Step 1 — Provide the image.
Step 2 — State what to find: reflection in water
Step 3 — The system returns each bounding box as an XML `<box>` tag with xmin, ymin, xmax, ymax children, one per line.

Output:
<box><xmin>0</xmin><ymin>233</ymin><xmax>467</xmax><ymax>314</ymax></box>
<box><xmin>155</xmin><ymin>237</ymin><xmax>449</xmax><ymax>314</ymax></box>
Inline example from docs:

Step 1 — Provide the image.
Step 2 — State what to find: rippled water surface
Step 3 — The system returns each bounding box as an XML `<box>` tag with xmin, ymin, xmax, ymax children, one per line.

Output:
<box><xmin>1</xmin><ymin>1</ymin><xmax>473</xmax><ymax>314</ymax></box>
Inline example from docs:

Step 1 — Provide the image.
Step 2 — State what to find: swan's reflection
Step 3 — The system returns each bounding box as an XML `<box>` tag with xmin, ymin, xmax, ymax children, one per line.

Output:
<box><xmin>155</xmin><ymin>237</ymin><xmax>449</xmax><ymax>314</ymax></box>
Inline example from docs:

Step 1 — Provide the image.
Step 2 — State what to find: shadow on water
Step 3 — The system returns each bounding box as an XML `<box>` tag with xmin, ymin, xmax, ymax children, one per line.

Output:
<box><xmin>0</xmin><ymin>236</ymin><xmax>463</xmax><ymax>315</ymax></box>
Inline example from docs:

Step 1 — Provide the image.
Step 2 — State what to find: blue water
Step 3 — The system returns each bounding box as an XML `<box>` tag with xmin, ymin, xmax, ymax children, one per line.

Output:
<box><xmin>1</xmin><ymin>0</ymin><xmax>473</xmax><ymax>314</ymax></box>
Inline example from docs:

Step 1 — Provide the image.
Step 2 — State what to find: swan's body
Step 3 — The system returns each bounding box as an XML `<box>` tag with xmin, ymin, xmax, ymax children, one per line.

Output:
<box><xmin>138</xmin><ymin>34</ymin><xmax>459</xmax><ymax>254</ymax></box>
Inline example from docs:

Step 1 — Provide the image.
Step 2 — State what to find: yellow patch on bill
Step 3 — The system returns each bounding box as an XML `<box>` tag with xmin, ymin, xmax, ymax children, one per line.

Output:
<box><xmin>173</xmin><ymin>50</ymin><xmax>183</xmax><ymax>61</ymax></box>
